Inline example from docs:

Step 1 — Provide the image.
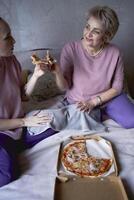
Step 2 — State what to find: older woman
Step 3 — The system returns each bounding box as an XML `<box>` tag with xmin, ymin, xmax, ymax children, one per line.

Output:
<box><xmin>52</xmin><ymin>6</ymin><xmax>134</xmax><ymax>128</ymax></box>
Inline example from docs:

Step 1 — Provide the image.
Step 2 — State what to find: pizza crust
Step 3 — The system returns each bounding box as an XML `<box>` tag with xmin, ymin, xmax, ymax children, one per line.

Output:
<box><xmin>31</xmin><ymin>50</ymin><xmax>57</xmax><ymax>69</ymax></box>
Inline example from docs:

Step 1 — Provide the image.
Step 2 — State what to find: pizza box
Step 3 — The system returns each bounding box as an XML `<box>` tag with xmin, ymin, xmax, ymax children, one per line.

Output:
<box><xmin>54</xmin><ymin>135</ymin><xmax>128</xmax><ymax>200</ymax></box>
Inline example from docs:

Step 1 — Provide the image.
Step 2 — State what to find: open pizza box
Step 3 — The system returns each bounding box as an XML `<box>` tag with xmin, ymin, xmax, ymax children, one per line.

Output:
<box><xmin>54</xmin><ymin>134</ymin><xmax>128</xmax><ymax>200</ymax></box>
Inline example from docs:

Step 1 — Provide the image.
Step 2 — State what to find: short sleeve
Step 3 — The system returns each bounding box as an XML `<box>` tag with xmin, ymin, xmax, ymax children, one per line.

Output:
<box><xmin>111</xmin><ymin>52</ymin><xmax>124</xmax><ymax>94</ymax></box>
<box><xmin>60</xmin><ymin>43</ymin><xmax>74</xmax><ymax>88</ymax></box>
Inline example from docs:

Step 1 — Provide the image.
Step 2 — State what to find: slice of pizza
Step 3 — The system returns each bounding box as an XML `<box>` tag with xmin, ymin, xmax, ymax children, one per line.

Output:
<box><xmin>61</xmin><ymin>140</ymin><xmax>89</xmax><ymax>176</ymax></box>
<box><xmin>31</xmin><ymin>54</ymin><xmax>42</xmax><ymax>65</ymax></box>
<box><xmin>31</xmin><ymin>51</ymin><xmax>57</xmax><ymax>70</ymax></box>
<box><xmin>61</xmin><ymin>141</ymin><xmax>88</xmax><ymax>163</ymax></box>
<box><xmin>42</xmin><ymin>50</ymin><xmax>57</xmax><ymax>70</ymax></box>
<box><xmin>45</xmin><ymin>50</ymin><xmax>53</xmax><ymax>65</ymax></box>
<box><xmin>81</xmin><ymin>156</ymin><xmax>113</xmax><ymax>177</ymax></box>
<box><xmin>31</xmin><ymin>54</ymin><xmax>52</xmax><ymax>72</ymax></box>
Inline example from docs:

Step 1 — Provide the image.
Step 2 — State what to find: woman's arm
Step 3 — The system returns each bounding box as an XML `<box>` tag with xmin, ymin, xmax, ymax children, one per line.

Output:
<box><xmin>0</xmin><ymin>115</ymin><xmax>52</xmax><ymax>131</ymax></box>
<box><xmin>93</xmin><ymin>50</ymin><xmax>124</xmax><ymax>106</ymax></box>
<box><xmin>95</xmin><ymin>88</ymin><xmax>119</xmax><ymax>105</ymax></box>
<box><xmin>0</xmin><ymin>118</ymin><xmax>24</xmax><ymax>130</ymax></box>
<box><xmin>25</xmin><ymin>64</ymin><xmax>45</xmax><ymax>96</ymax></box>
<box><xmin>77</xmin><ymin>88</ymin><xmax>119</xmax><ymax>112</ymax></box>
<box><xmin>53</xmin><ymin>43</ymin><xmax>73</xmax><ymax>92</ymax></box>
<box><xmin>53</xmin><ymin>63</ymin><xmax>69</xmax><ymax>91</ymax></box>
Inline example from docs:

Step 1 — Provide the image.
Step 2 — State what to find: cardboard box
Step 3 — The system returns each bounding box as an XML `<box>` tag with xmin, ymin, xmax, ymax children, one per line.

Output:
<box><xmin>54</xmin><ymin>135</ymin><xmax>128</xmax><ymax>200</ymax></box>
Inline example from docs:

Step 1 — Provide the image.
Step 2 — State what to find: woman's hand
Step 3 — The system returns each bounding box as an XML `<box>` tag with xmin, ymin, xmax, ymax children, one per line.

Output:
<box><xmin>31</xmin><ymin>51</ymin><xmax>57</xmax><ymax>76</ymax></box>
<box><xmin>22</xmin><ymin>114</ymin><xmax>53</xmax><ymax>127</ymax></box>
<box><xmin>77</xmin><ymin>99</ymin><xmax>96</xmax><ymax>113</ymax></box>
<box><xmin>41</xmin><ymin>50</ymin><xmax>57</xmax><ymax>72</ymax></box>
<box><xmin>33</xmin><ymin>63</ymin><xmax>47</xmax><ymax>78</ymax></box>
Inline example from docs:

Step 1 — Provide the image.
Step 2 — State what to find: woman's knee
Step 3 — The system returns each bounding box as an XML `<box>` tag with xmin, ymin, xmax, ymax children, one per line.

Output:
<box><xmin>105</xmin><ymin>93</ymin><xmax>134</xmax><ymax>128</ymax></box>
<box><xmin>0</xmin><ymin>147</ymin><xmax>13</xmax><ymax>187</ymax></box>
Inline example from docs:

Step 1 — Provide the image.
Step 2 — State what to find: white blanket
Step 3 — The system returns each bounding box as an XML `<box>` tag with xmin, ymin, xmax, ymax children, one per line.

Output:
<box><xmin>0</xmin><ymin>120</ymin><xmax>134</xmax><ymax>200</ymax></box>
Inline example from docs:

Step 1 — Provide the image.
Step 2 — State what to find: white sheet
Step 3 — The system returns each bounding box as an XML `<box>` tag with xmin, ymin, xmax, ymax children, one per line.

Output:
<box><xmin>0</xmin><ymin>119</ymin><xmax>134</xmax><ymax>200</ymax></box>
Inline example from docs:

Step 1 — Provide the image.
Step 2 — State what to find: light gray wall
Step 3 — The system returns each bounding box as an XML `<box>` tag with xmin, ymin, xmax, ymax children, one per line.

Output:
<box><xmin>1</xmin><ymin>0</ymin><xmax>134</xmax><ymax>97</ymax></box>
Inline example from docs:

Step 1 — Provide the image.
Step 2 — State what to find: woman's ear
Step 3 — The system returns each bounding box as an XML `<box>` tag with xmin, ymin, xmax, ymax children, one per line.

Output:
<box><xmin>104</xmin><ymin>31</ymin><xmax>113</xmax><ymax>43</ymax></box>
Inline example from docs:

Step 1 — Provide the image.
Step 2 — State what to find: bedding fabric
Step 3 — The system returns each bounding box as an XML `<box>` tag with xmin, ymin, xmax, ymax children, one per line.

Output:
<box><xmin>26</xmin><ymin>104</ymin><xmax>106</xmax><ymax>135</ymax></box>
<box><xmin>0</xmin><ymin>120</ymin><xmax>134</xmax><ymax>200</ymax></box>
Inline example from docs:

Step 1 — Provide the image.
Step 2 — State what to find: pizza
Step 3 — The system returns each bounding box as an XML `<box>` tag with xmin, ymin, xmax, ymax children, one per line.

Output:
<box><xmin>31</xmin><ymin>50</ymin><xmax>56</xmax><ymax>70</ymax></box>
<box><xmin>45</xmin><ymin>50</ymin><xmax>56</xmax><ymax>65</ymax></box>
<box><xmin>61</xmin><ymin>140</ymin><xmax>113</xmax><ymax>177</ymax></box>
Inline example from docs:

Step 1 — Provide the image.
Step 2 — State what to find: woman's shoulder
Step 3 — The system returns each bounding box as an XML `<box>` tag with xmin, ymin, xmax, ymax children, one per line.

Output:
<box><xmin>11</xmin><ymin>55</ymin><xmax>22</xmax><ymax>73</ymax></box>
<box><xmin>0</xmin><ymin>55</ymin><xmax>18</xmax><ymax>65</ymax></box>
<box><xmin>63</xmin><ymin>40</ymin><xmax>81</xmax><ymax>51</ymax></box>
<box><xmin>106</xmin><ymin>43</ymin><xmax>122</xmax><ymax>54</ymax></box>
<box><xmin>0</xmin><ymin>55</ymin><xmax>20</xmax><ymax>63</ymax></box>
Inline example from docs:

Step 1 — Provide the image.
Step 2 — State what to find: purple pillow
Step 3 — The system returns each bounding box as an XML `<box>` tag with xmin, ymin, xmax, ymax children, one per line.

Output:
<box><xmin>105</xmin><ymin>93</ymin><xmax>134</xmax><ymax>128</ymax></box>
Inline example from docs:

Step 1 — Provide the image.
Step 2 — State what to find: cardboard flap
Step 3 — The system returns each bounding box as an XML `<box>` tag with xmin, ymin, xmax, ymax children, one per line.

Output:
<box><xmin>54</xmin><ymin>176</ymin><xmax>128</xmax><ymax>200</ymax></box>
<box><xmin>55</xmin><ymin>135</ymin><xmax>128</xmax><ymax>200</ymax></box>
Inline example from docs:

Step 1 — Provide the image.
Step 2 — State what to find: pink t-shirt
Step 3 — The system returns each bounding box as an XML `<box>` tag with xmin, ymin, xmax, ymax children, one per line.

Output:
<box><xmin>60</xmin><ymin>41</ymin><xmax>124</xmax><ymax>103</ymax></box>
<box><xmin>0</xmin><ymin>55</ymin><xmax>23</xmax><ymax>140</ymax></box>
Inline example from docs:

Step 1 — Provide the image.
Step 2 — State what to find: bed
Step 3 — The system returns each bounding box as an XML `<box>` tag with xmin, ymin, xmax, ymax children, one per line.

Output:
<box><xmin>0</xmin><ymin>50</ymin><xmax>133</xmax><ymax>200</ymax></box>
<box><xmin>0</xmin><ymin>96</ymin><xmax>134</xmax><ymax>200</ymax></box>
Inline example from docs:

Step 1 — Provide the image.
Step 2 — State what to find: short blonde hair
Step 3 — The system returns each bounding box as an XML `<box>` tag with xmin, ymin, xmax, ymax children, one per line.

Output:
<box><xmin>86</xmin><ymin>6</ymin><xmax>119</xmax><ymax>41</ymax></box>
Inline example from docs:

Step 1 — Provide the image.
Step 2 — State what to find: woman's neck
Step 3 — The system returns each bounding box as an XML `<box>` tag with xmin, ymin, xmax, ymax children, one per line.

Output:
<box><xmin>82</xmin><ymin>40</ymin><xmax>106</xmax><ymax>57</ymax></box>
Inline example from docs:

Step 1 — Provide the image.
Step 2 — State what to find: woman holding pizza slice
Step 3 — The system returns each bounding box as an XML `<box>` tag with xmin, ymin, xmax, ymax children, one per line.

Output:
<box><xmin>0</xmin><ymin>17</ymin><xmax>53</xmax><ymax>187</ymax></box>
<box><xmin>50</xmin><ymin>5</ymin><xmax>134</xmax><ymax>128</ymax></box>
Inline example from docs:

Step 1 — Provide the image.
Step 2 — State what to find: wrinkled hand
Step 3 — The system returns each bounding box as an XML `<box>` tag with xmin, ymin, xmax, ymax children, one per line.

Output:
<box><xmin>23</xmin><ymin>114</ymin><xmax>53</xmax><ymax>127</ymax></box>
<box><xmin>51</xmin><ymin>63</ymin><xmax>61</xmax><ymax>74</ymax></box>
<box><xmin>42</xmin><ymin>51</ymin><xmax>57</xmax><ymax>71</ymax></box>
<box><xmin>77</xmin><ymin>100</ymin><xmax>96</xmax><ymax>113</ymax></box>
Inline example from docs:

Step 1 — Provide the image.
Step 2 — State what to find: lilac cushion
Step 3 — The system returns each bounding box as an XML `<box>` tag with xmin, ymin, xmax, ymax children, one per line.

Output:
<box><xmin>105</xmin><ymin>93</ymin><xmax>134</xmax><ymax>128</ymax></box>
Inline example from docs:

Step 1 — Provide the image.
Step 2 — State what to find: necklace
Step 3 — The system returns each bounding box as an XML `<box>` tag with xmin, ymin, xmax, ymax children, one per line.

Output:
<box><xmin>86</xmin><ymin>45</ymin><xmax>104</xmax><ymax>57</ymax></box>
